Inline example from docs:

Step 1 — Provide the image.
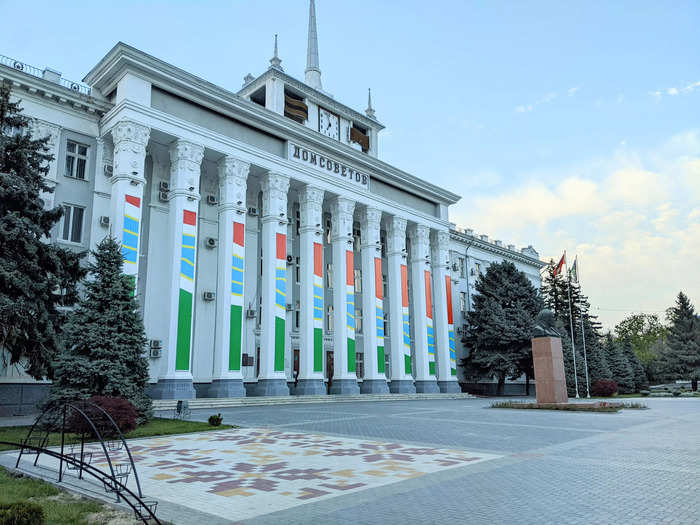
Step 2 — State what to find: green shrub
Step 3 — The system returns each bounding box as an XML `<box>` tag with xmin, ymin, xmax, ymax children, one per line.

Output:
<box><xmin>208</xmin><ymin>413</ymin><xmax>223</xmax><ymax>427</ymax></box>
<box><xmin>591</xmin><ymin>379</ymin><xmax>618</xmax><ymax>397</ymax></box>
<box><xmin>640</xmin><ymin>390</ymin><xmax>650</xmax><ymax>397</ymax></box>
<box><xmin>0</xmin><ymin>501</ymin><xmax>45</xmax><ymax>525</ymax></box>
<box><xmin>672</xmin><ymin>390</ymin><xmax>682</xmax><ymax>397</ymax></box>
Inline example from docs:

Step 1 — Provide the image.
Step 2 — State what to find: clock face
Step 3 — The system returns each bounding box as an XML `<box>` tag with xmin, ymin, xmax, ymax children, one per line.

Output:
<box><xmin>319</xmin><ymin>108</ymin><xmax>340</xmax><ymax>140</ymax></box>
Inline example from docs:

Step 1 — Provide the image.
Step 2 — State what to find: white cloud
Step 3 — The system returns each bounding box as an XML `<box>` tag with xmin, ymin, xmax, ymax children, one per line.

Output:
<box><xmin>452</xmin><ymin>130</ymin><xmax>700</xmax><ymax>329</ymax></box>
<box><xmin>515</xmin><ymin>91</ymin><xmax>558</xmax><ymax>113</ymax></box>
<box><xmin>651</xmin><ymin>80</ymin><xmax>700</xmax><ymax>98</ymax></box>
<box><xmin>567</xmin><ymin>87</ymin><xmax>580</xmax><ymax>97</ymax></box>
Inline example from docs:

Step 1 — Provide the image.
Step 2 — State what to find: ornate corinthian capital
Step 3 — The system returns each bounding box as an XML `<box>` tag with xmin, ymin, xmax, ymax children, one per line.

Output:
<box><xmin>299</xmin><ymin>185</ymin><xmax>324</xmax><ymax>230</ymax></box>
<box><xmin>112</xmin><ymin>120</ymin><xmax>150</xmax><ymax>152</ymax></box>
<box><xmin>217</xmin><ymin>156</ymin><xmax>249</xmax><ymax>208</ymax></box>
<box><xmin>169</xmin><ymin>140</ymin><xmax>204</xmax><ymax>191</ymax></box>
<box><xmin>386</xmin><ymin>216</ymin><xmax>407</xmax><ymax>255</ymax></box>
<box><xmin>261</xmin><ymin>172</ymin><xmax>290</xmax><ymax>219</ymax></box>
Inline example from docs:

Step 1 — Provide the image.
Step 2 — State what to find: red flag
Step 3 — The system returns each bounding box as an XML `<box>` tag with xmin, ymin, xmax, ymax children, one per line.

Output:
<box><xmin>553</xmin><ymin>252</ymin><xmax>566</xmax><ymax>276</ymax></box>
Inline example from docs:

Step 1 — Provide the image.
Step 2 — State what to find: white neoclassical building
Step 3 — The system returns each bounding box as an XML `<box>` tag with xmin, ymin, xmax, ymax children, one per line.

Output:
<box><xmin>0</xmin><ymin>1</ymin><xmax>544</xmax><ymax>410</ymax></box>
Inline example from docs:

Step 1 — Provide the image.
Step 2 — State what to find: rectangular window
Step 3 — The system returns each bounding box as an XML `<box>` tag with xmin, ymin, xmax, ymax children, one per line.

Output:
<box><xmin>474</xmin><ymin>262</ymin><xmax>481</xmax><ymax>276</ymax></box>
<box><xmin>295</xmin><ymin>256</ymin><xmax>300</xmax><ymax>284</ymax></box>
<box><xmin>356</xmin><ymin>308</ymin><xmax>362</xmax><ymax>334</ymax></box>
<box><xmin>356</xmin><ymin>352</ymin><xmax>364</xmax><ymax>379</ymax></box>
<box><xmin>60</xmin><ymin>204</ymin><xmax>84</xmax><ymax>243</ymax></box>
<box><xmin>65</xmin><ymin>140</ymin><xmax>88</xmax><ymax>180</ymax></box>
<box><xmin>327</xmin><ymin>305</ymin><xmax>334</xmax><ymax>331</ymax></box>
<box><xmin>459</xmin><ymin>292</ymin><xmax>467</xmax><ymax>313</ymax></box>
<box><xmin>458</xmin><ymin>257</ymin><xmax>466</xmax><ymax>278</ymax></box>
<box><xmin>354</xmin><ymin>269</ymin><xmax>362</xmax><ymax>293</ymax></box>
<box><xmin>326</xmin><ymin>263</ymin><xmax>333</xmax><ymax>288</ymax></box>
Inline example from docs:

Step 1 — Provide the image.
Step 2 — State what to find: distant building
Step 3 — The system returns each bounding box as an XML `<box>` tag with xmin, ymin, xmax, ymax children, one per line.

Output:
<box><xmin>0</xmin><ymin>1</ymin><xmax>544</xmax><ymax>413</ymax></box>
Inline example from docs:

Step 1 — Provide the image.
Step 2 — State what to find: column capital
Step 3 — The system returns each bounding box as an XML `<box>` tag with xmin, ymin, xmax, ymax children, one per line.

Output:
<box><xmin>218</xmin><ymin>156</ymin><xmax>249</xmax><ymax>212</ymax></box>
<box><xmin>387</xmin><ymin>215</ymin><xmax>407</xmax><ymax>256</ymax></box>
<box><xmin>360</xmin><ymin>206</ymin><xmax>382</xmax><ymax>250</ymax></box>
<box><xmin>329</xmin><ymin>196</ymin><xmax>355</xmax><ymax>244</ymax></box>
<box><xmin>261</xmin><ymin>171</ymin><xmax>290</xmax><ymax>221</ymax></box>
<box><xmin>111</xmin><ymin>120</ymin><xmax>150</xmax><ymax>186</ymax></box>
<box><xmin>299</xmin><ymin>185</ymin><xmax>324</xmax><ymax>233</ymax></box>
<box><xmin>112</xmin><ymin>120</ymin><xmax>150</xmax><ymax>150</ymax></box>
<box><xmin>431</xmin><ymin>229</ymin><xmax>451</xmax><ymax>269</ymax></box>
<box><xmin>169</xmin><ymin>139</ymin><xmax>204</xmax><ymax>197</ymax></box>
<box><xmin>408</xmin><ymin>223</ymin><xmax>431</xmax><ymax>262</ymax></box>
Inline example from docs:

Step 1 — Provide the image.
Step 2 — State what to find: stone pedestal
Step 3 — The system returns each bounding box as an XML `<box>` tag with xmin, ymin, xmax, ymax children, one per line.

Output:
<box><xmin>532</xmin><ymin>336</ymin><xmax>568</xmax><ymax>404</ymax></box>
<box><xmin>292</xmin><ymin>379</ymin><xmax>326</xmax><ymax>396</ymax></box>
<box><xmin>389</xmin><ymin>380</ymin><xmax>416</xmax><ymax>394</ymax></box>
<box><xmin>360</xmin><ymin>379</ymin><xmax>390</xmax><ymax>394</ymax></box>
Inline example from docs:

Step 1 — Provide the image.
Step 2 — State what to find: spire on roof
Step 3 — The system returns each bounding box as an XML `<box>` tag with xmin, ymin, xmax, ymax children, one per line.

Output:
<box><xmin>365</xmin><ymin>88</ymin><xmax>376</xmax><ymax>119</ymax></box>
<box><xmin>305</xmin><ymin>0</ymin><xmax>322</xmax><ymax>90</ymax></box>
<box><xmin>269</xmin><ymin>34</ymin><xmax>283</xmax><ymax>71</ymax></box>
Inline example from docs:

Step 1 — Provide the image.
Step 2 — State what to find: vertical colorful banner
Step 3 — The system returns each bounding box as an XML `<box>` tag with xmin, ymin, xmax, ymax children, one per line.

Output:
<box><xmin>425</xmin><ymin>270</ymin><xmax>435</xmax><ymax>376</ymax></box>
<box><xmin>374</xmin><ymin>257</ymin><xmax>385</xmax><ymax>374</ymax></box>
<box><xmin>121</xmin><ymin>194</ymin><xmax>141</xmax><ymax>291</ymax></box>
<box><xmin>229</xmin><ymin>221</ymin><xmax>245</xmax><ymax>371</ymax></box>
<box><xmin>346</xmin><ymin>250</ymin><xmax>356</xmax><ymax>373</ymax></box>
<box><xmin>445</xmin><ymin>275</ymin><xmax>456</xmax><ymax>376</ymax></box>
<box><xmin>313</xmin><ymin>243</ymin><xmax>324</xmax><ymax>373</ymax></box>
<box><xmin>176</xmin><ymin>210</ymin><xmax>197</xmax><ymax>371</ymax></box>
<box><xmin>401</xmin><ymin>264</ymin><xmax>411</xmax><ymax>375</ymax></box>
<box><xmin>274</xmin><ymin>233</ymin><xmax>287</xmax><ymax>372</ymax></box>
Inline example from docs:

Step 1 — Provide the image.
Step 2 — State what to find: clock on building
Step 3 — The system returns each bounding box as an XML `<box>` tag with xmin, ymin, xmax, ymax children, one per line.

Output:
<box><xmin>319</xmin><ymin>107</ymin><xmax>340</xmax><ymax>140</ymax></box>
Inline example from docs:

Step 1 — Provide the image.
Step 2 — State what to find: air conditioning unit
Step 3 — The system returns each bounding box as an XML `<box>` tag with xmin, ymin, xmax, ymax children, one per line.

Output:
<box><xmin>150</xmin><ymin>339</ymin><xmax>162</xmax><ymax>349</ymax></box>
<box><xmin>286</xmin><ymin>255</ymin><xmax>294</xmax><ymax>264</ymax></box>
<box><xmin>286</xmin><ymin>303</ymin><xmax>293</xmax><ymax>312</ymax></box>
<box><xmin>248</xmin><ymin>207</ymin><xmax>258</xmax><ymax>216</ymax></box>
<box><xmin>158</xmin><ymin>191</ymin><xmax>169</xmax><ymax>202</ymax></box>
<box><xmin>103</xmin><ymin>165</ymin><xmax>113</xmax><ymax>177</ymax></box>
<box><xmin>99</xmin><ymin>216</ymin><xmax>110</xmax><ymax>227</ymax></box>
<box><xmin>246</xmin><ymin>308</ymin><xmax>257</xmax><ymax>319</ymax></box>
<box><xmin>159</xmin><ymin>181</ymin><xmax>170</xmax><ymax>192</ymax></box>
<box><xmin>149</xmin><ymin>347</ymin><xmax>162</xmax><ymax>358</ymax></box>
<box><xmin>203</xmin><ymin>291</ymin><xmax>216</xmax><ymax>301</ymax></box>
<box><xmin>205</xmin><ymin>237</ymin><xmax>217</xmax><ymax>249</ymax></box>
<box><xmin>206</xmin><ymin>194</ymin><xmax>218</xmax><ymax>206</ymax></box>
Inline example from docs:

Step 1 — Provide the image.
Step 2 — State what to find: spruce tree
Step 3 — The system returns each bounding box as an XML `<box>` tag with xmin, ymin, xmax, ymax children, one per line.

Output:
<box><xmin>50</xmin><ymin>237</ymin><xmax>152</xmax><ymax>420</ymax></box>
<box><xmin>603</xmin><ymin>333</ymin><xmax>634</xmax><ymax>394</ymax></box>
<box><xmin>540</xmin><ymin>261</ymin><xmax>569</xmax><ymax>322</ymax></box>
<box><xmin>461</xmin><ymin>261</ymin><xmax>542</xmax><ymax>395</ymax></box>
<box><xmin>664</xmin><ymin>292</ymin><xmax>700</xmax><ymax>388</ymax></box>
<box><xmin>586</xmin><ymin>335</ymin><xmax>612</xmax><ymax>384</ymax></box>
<box><xmin>0</xmin><ymin>82</ymin><xmax>84</xmax><ymax>378</ymax></box>
<box><xmin>621</xmin><ymin>339</ymin><xmax>648</xmax><ymax>392</ymax></box>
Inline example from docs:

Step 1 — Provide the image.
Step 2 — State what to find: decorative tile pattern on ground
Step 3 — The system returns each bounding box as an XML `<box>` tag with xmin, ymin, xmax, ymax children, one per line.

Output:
<box><xmin>36</xmin><ymin>428</ymin><xmax>500</xmax><ymax>521</ymax></box>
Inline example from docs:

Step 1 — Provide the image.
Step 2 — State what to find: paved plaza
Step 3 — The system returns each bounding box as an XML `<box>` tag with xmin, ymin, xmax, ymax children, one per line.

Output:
<box><xmin>5</xmin><ymin>397</ymin><xmax>700</xmax><ymax>524</ymax></box>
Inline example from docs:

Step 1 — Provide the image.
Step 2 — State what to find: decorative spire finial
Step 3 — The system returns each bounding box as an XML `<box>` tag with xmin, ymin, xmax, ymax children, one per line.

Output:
<box><xmin>269</xmin><ymin>34</ymin><xmax>283</xmax><ymax>70</ymax></box>
<box><xmin>365</xmin><ymin>88</ymin><xmax>376</xmax><ymax>119</ymax></box>
<box><xmin>305</xmin><ymin>0</ymin><xmax>322</xmax><ymax>90</ymax></box>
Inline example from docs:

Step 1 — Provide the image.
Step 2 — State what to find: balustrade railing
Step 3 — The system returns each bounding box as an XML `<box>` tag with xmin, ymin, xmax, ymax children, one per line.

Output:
<box><xmin>0</xmin><ymin>54</ymin><xmax>91</xmax><ymax>96</ymax></box>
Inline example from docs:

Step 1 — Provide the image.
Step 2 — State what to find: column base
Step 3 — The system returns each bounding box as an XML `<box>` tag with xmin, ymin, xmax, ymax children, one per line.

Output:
<box><xmin>414</xmin><ymin>380</ymin><xmax>440</xmax><ymax>393</ymax></box>
<box><xmin>360</xmin><ymin>379</ymin><xmax>390</xmax><ymax>394</ymax></box>
<box><xmin>329</xmin><ymin>379</ymin><xmax>360</xmax><ymax>395</ymax></box>
<box><xmin>291</xmin><ymin>379</ymin><xmax>327</xmax><ymax>396</ymax></box>
<box><xmin>208</xmin><ymin>379</ymin><xmax>246</xmax><ymax>398</ymax></box>
<box><xmin>389</xmin><ymin>380</ymin><xmax>416</xmax><ymax>394</ymax></box>
<box><xmin>148</xmin><ymin>379</ymin><xmax>196</xmax><ymax>400</ymax></box>
<box><xmin>248</xmin><ymin>379</ymin><xmax>290</xmax><ymax>397</ymax></box>
<box><xmin>437</xmin><ymin>380</ymin><xmax>461</xmax><ymax>393</ymax></box>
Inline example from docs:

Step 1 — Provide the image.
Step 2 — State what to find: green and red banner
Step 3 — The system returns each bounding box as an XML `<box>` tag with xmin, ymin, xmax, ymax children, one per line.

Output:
<box><xmin>346</xmin><ymin>250</ymin><xmax>356</xmax><ymax>373</ymax></box>
<box><xmin>274</xmin><ymin>233</ymin><xmax>287</xmax><ymax>372</ymax></box>
<box><xmin>313</xmin><ymin>242</ymin><xmax>324</xmax><ymax>372</ymax></box>
<box><xmin>176</xmin><ymin>210</ymin><xmax>197</xmax><ymax>371</ymax></box>
<box><xmin>229</xmin><ymin>221</ymin><xmax>245</xmax><ymax>371</ymax></box>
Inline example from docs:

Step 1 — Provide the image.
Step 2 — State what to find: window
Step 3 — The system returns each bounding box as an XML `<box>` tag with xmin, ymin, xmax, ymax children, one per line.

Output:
<box><xmin>459</xmin><ymin>292</ymin><xmax>467</xmax><ymax>313</ymax></box>
<box><xmin>65</xmin><ymin>140</ymin><xmax>88</xmax><ymax>180</ymax></box>
<box><xmin>325</xmin><ymin>218</ymin><xmax>332</xmax><ymax>244</ymax></box>
<box><xmin>60</xmin><ymin>204</ymin><xmax>84</xmax><ymax>243</ymax></box>
<box><xmin>326</xmin><ymin>263</ymin><xmax>333</xmax><ymax>288</ymax></box>
<box><xmin>295</xmin><ymin>256</ymin><xmax>300</xmax><ymax>284</ymax></box>
<box><xmin>474</xmin><ymin>262</ymin><xmax>482</xmax><ymax>276</ymax></box>
<box><xmin>353</xmin><ymin>227</ymin><xmax>361</xmax><ymax>251</ymax></box>
<box><xmin>327</xmin><ymin>305</ymin><xmax>334</xmax><ymax>331</ymax></box>
<box><xmin>355</xmin><ymin>352</ymin><xmax>364</xmax><ymax>379</ymax></box>
<box><xmin>355</xmin><ymin>308</ymin><xmax>362</xmax><ymax>334</ymax></box>
<box><xmin>354</xmin><ymin>269</ymin><xmax>362</xmax><ymax>293</ymax></box>
<box><xmin>458</xmin><ymin>257</ymin><xmax>466</xmax><ymax>278</ymax></box>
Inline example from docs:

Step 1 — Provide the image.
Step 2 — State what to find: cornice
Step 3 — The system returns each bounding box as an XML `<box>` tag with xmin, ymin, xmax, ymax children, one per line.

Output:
<box><xmin>83</xmin><ymin>43</ymin><xmax>460</xmax><ymax>207</ymax></box>
<box><xmin>1</xmin><ymin>63</ymin><xmax>112</xmax><ymax>118</ymax></box>
<box><xmin>449</xmin><ymin>230</ymin><xmax>546</xmax><ymax>268</ymax></box>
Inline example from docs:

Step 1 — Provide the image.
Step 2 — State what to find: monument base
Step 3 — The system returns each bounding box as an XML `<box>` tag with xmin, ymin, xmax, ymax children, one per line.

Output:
<box><xmin>532</xmin><ymin>336</ymin><xmax>568</xmax><ymax>404</ymax></box>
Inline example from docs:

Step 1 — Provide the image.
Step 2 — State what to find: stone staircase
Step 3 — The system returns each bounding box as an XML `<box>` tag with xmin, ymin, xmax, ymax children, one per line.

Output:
<box><xmin>152</xmin><ymin>392</ymin><xmax>475</xmax><ymax>411</ymax></box>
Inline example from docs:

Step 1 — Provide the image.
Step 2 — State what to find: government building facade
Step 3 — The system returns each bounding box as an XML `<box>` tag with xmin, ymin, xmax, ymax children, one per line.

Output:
<box><xmin>0</xmin><ymin>1</ymin><xmax>544</xmax><ymax>412</ymax></box>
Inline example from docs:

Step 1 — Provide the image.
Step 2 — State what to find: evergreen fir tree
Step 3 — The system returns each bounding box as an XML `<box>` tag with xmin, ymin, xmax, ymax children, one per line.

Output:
<box><xmin>540</xmin><ymin>261</ymin><xmax>569</xmax><ymax>322</ymax></box>
<box><xmin>0</xmin><ymin>82</ymin><xmax>84</xmax><ymax>379</ymax></box>
<box><xmin>603</xmin><ymin>333</ymin><xmax>635</xmax><ymax>394</ymax></box>
<box><xmin>664</xmin><ymin>292</ymin><xmax>700</xmax><ymax>388</ymax></box>
<box><xmin>559</xmin><ymin>320</ymin><xmax>587</xmax><ymax>397</ymax></box>
<box><xmin>585</xmin><ymin>334</ymin><xmax>612</xmax><ymax>384</ymax></box>
<box><xmin>50</xmin><ymin>237</ymin><xmax>151</xmax><ymax>420</ymax></box>
<box><xmin>621</xmin><ymin>339</ymin><xmax>648</xmax><ymax>392</ymax></box>
<box><xmin>461</xmin><ymin>261</ymin><xmax>542</xmax><ymax>395</ymax></box>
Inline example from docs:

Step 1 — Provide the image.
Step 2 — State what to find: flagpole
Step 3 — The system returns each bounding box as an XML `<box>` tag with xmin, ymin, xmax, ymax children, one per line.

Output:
<box><xmin>575</xmin><ymin>256</ymin><xmax>590</xmax><ymax>398</ymax></box>
<box><xmin>565</xmin><ymin>251</ymin><xmax>580</xmax><ymax>399</ymax></box>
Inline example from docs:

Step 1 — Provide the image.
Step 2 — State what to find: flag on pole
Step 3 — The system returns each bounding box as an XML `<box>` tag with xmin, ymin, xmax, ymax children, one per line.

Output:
<box><xmin>569</xmin><ymin>257</ymin><xmax>579</xmax><ymax>283</ymax></box>
<box><xmin>553</xmin><ymin>252</ymin><xmax>566</xmax><ymax>276</ymax></box>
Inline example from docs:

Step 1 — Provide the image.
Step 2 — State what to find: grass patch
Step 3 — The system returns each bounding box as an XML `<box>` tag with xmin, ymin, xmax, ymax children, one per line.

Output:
<box><xmin>490</xmin><ymin>401</ymin><xmax>622</xmax><ymax>412</ymax></box>
<box><xmin>0</xmin><ymin>466</ymin><xmax>123</xmax><ymax>525</ymax></box>
<box><xmin>0</xmin><ymin>418</ymin><xmax>235</xmax><ymax>452</ymax></box>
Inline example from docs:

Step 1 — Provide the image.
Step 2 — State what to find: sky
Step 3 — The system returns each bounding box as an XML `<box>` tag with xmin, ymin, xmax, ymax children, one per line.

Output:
<box><xmin>1</xmin><ymin>0</ymin><xmax>698</xmax><ymax>330</ymax></box>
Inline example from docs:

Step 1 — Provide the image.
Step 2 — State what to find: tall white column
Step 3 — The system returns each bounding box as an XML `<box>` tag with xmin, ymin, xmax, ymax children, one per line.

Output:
<box><xmin>432</xmin><ymin>230</ymin><xmax>460</xmax><ymax>392</ymax></box>
<box><xmin>109</xmin><ymin>120</ymin><xmax>150</xmax><ymax>291</ymax></box>
<box><xmin>409</xmin><ymin>223</ymin><xmax>440</xmax><ymax>393</ymax></box>
<box><xmin>256</xmin><ymin>172</ymin><xmax>290</xmax><ymax>396</ymax></box>
<box><xmin>387</xmin><ymin>216</ymin><xmax>415</xmax><ymax>393</ymax></box>
<box><xmin>295</xmin><ymin>185</ymin><xmax>326</xmax><ymax>395</ymax></box>
<box><xmin>154</xmin><ymin>139</ymin><xmax>204</xmax><ymax>400</ymax></box>
<box><xmin>210</xmin><ymin>156</ymin><xmax>249</xmax><ymax>398</ymax></box>
<box><xmin>359</xmin><ymin>206</ymin><xmax>389</xmax><ymax>393</ymax></box>
<box><xmin>329</xmin><ymin>196</ymin><xmax>360</xmax><ymax>394</ymax></box>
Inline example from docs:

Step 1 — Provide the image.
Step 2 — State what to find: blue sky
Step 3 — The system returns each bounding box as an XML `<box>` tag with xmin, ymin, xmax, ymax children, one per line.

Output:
<box><xmin>2</xmin><ymin>0</ymin><xmax>698</xmax><ymax>328</ymax></box>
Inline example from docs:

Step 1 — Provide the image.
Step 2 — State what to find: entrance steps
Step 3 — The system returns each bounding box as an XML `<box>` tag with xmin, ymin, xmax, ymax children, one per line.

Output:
<box><xmin>152</xmin><ymin>392</ymin><xmax>475</xmax><ymax>411</ymax></box>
